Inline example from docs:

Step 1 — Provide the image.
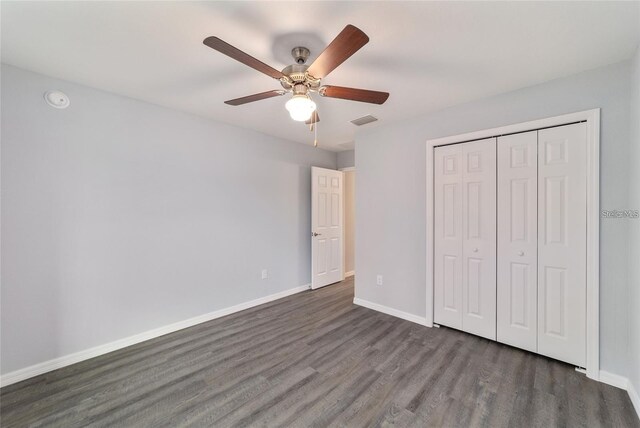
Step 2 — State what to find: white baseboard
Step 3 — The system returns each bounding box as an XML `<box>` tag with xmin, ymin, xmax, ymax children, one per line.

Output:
<box><xmin>628</xmin><ymin>379</ymin><xmax>640</xmax><ymax>420</ymax></box>
<box><xmin>345</xmin><ymin>271</ymin><xmax>355</xmax><ymax>278</ymax></box>
<box><xmin>598</xmin><ymin>371</ymin><xmax>640</xmax><ymax>420</ymax></box>
<box><xmin>353</xmin><ymin>297</ymin><xmax>428</xmax><ymax>327</ymax></box>
<box><xmin>0</xmin><ymin>283</ymin><xmax>311</xmax><ymax>388</ymax></box>
<box><xmin>599</xmin><ymin>370</ymin><xmax>629</xmax><ymax>389</ymax></box>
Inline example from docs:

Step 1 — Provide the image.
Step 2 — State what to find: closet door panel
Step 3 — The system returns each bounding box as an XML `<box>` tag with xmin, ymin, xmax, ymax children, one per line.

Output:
<box><xmin>537</xmin><ymin>123</ymin><xmax>587</xmax><ymax>367</ymax></box>
<box><xmin>497</xmin><ymin>131</ymin><xmax>538</xmax><ymax>352</ymax></box>
<box><xmin>434</xmin><ymin>144</ymin><xmax>463</xmax><ymax>329</ymax></box>
<box><xmin>461</xmin><ymin>138</ymin><xmax>497</xmax><ymax>340</ymax></box>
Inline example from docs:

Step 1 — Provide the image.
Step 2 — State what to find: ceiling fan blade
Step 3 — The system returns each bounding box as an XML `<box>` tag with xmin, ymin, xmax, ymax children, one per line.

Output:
<box><xmin>307</xmin><ymin>25</ymin><xmax>369</xmax><ymax>79</ymax></box>
<box><xmin>320</xmin><ymin>85</ymin><xmax>389</xmax><ymax>104</ymax></box>
<box><xmin>305</xmin><ymin>111</ymin><xmax>320</xmax><ymax>125</ymax></box>
<box><xmin>224</xmin><ymin>90</ymin><xmax>285</xmax><ymax>106</ymax></box>
<box><xmin>203</xmin><ymin>36</ymin><xmax>285</xmax><ymax>80</ymax></box>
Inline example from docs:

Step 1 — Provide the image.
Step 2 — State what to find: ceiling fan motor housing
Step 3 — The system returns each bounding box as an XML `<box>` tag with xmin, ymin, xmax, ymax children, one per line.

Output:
<box><xmin>281</xmin><ymin>64</ymin><xmax>308</xmax><ymax>82</ymax></box>
<box><xmin>279</xmin><ymin>47</ymin><xmax>322</xmax><ymax>92</ymax></box>
<box><xmin>279</xmin><ymin>62</ymin><xmax>320</xmax><ymax>92</ymax></box>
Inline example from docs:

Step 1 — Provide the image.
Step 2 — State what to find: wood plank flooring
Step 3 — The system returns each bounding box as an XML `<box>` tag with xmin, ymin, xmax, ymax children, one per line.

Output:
<box><xmin>1</xmin><ymin>277</ymin><xmax>638</xmax><ymax>427</ymax></box>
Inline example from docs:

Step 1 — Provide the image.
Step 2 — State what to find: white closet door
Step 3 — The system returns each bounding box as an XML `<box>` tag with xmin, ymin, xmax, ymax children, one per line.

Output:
<box><xmin>434</xmin><ymin>144</ymin><xmax>463</xmax><ymax>329</ymax></box>
<box><xmin>497</xmin><ymin>131</ymin><xmax>538</xmax><ymax>352</ymax></box>
<box><xmin>461</xmin><ymin>138</ymin><xmax>497</xmax><ymax>340</ymax></box>
<box><xmin>537</xmin><ymin>123</ymin><xmax>587</xmax><ymax>367</ymax></box>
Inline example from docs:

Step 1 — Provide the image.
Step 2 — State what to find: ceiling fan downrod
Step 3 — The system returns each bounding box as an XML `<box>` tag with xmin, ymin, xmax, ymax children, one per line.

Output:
<box><xmin>291</xmin><ymin>47</ymin><xmax>310</xmax><ymax>65</ymax></box>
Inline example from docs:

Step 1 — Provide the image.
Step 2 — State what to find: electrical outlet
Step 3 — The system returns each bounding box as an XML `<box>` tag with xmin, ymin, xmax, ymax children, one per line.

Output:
<box><xmin>376</xmin><ymin>275</ymin><xmax>383</xmax><ymax>286</ymax></box>
<box><xmin>261</xmin><ymin>269</ymin><xmax>268</xmax><ymax>280</ymax></box>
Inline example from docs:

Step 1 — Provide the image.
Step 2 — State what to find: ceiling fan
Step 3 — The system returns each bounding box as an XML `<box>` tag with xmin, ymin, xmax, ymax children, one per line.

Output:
<box><xmin>203</xmin><ymin>25</ymin><xmax>389</xmax><ymax>125</ymax></box>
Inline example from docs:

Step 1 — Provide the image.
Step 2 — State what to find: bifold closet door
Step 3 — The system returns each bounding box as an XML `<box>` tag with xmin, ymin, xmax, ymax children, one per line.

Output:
<box><xmin>461</xmin><ymin>139</ymin><xmax>497</xmax><ymax>339</ymax></box>
<box><xmin>434</xmin><ymin>144</ymin><xmax>463</xmax><ymax>330</ymax></box>
<box><xmin>537</xmin><ymin>123</ymin><xmax>587</xmax><ymax>367</ymax></box>
<box><xmin>497</xmin><ymin>131</ymin><xmax>538</xmax><ymax>352</ymax></box>
<box><xmin>435</xmin><ymin>138</ymin><xmax>496</xmax><ymax>339</ymax></box>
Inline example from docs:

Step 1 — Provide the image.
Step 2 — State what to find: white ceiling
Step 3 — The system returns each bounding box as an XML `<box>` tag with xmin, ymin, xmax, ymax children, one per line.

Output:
<box><xmin>2</xmin><ymin>1</ymin><xmax>639</xmax><ymax>151</ymax></box>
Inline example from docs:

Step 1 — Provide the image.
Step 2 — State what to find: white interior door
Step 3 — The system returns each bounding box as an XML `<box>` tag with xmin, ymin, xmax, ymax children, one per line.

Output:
<box><xmin>311</xmin><ymin>167</ymin><xmax>344</xmax><ymax>289</ymax></box>
<box><xmin>461</xmin><ymin>138</ymin><xmax>497</xmax><ymax>340</ymax></box>
<box><xmin>497</xmin><ymin>131</ymin><xmax>538</xmax><ymax>352</ymax></box>
<box><xmin>537</xmin><ymin>123</ymin><xmax>587</xmax><ymax>367</ymax></box>
<box><xmin>434</xmin><ymin>144</ymin><xmax>464</xmax><ymax>329</ymax></box>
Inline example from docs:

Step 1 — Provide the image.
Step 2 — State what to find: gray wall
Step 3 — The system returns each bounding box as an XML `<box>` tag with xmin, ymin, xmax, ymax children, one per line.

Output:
<box><xmin>355</xmin><ymin>61</ymin><xmax>632</xmax><ymax>376</ymax></box>
<box><xmin>337</xmin><ymin>150</ymin><xmax>355</xmax><ymax>169</ymax></box>
<box><xmin>628</xmin><ymin>46</ymin><xmax>640</xmax><ymax>400</ymax></box>
<box><xmin>0</xmin><ymin>64</ymin><xmax>337</xmax><ymax>374</ymax></box>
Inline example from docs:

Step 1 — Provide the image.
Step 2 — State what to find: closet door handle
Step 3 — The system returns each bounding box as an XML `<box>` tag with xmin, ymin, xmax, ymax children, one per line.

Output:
<box><xmin>517</xmin><ymin>251</ymin><xmax>524</xmax><ymax>256</ymax></box>
<box><xmin>472</xmin><ymin>248</ymin><xmax>478</xmax><ymax>253</ymax></box>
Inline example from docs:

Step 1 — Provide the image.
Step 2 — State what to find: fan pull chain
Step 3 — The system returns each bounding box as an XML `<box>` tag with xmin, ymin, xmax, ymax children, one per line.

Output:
<box><xmin>313</xmin><ymin>110</ymin><xmax>318</xmax><ymax>148</ymax></box>
<box><xmin>313</xmin><ymin>119</ymin><xmax>318</xmax><ymax>148</ymax></box>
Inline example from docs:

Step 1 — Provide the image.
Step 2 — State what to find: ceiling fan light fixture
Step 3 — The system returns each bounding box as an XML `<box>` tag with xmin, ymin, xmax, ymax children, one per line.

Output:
<box><xmin>285</xmin><ymin>94</ymin><xmax>316</xmax><ymax>122</ymax></box>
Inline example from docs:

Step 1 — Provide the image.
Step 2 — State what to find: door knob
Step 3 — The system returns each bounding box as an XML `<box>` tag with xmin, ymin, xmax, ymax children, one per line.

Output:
<box><xmin>517</xmin><ymin>251</ymin><xmax>524</xmax><ymax>256</ymax></box>
<box><xmin>472</xmin><ymin>248</ymin><xmax>478</xmax><ymax>253</ymax></box>
<box><xmin>312</xmin><ymin>232</ymin><xmax>321</xmax><ymax>237</ymax></box>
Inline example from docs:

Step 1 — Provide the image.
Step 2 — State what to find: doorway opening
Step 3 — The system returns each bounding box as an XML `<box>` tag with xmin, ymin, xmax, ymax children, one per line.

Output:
<box><xmin>341</xmin><ymin>167</ymin><xmax>355</xmax><ymax>279</ymax></box>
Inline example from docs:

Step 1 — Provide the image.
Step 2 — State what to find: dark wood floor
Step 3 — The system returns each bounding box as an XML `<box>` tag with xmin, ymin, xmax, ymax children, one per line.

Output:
<box><xmin>1</xmin><ymin>277</ymin><xmax>638</xmax><ymax>427</ymax></box>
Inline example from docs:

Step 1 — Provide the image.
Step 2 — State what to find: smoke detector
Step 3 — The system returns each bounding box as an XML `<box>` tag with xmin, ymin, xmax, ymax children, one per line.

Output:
<box><xmin>44</xmin><ymin>91</ymin><xmax>70</xmax><ymax>109</ymax></box>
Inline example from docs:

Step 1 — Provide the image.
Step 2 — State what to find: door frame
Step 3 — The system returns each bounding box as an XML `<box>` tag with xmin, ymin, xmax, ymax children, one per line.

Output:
<box><xmin>339</xmin><ymin>166</ymin><xmax>355</xmax><ymax>278</ymax></box>
<box><xmin>425</xmin><ymin>109</ymin><xmax>600</xmax><ymax>380</ymax></box>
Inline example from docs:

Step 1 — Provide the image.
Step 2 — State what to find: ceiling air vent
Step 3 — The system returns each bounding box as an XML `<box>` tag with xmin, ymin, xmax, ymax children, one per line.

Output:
<box><xmin>350</xmin><ymin>115</ymin><xmax>378</xmax><ymax>126</ymax></box>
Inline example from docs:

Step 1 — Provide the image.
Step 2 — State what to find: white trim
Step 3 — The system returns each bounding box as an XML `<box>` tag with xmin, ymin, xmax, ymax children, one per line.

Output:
<box><xmin>353</xmin><ymin>297</ymin><xmax>428</xmax><ymax>326</ymax></box>
<box><xmin>425</xmin><ymin>109</ymin><xmax>600</xmax><ymax>378</ymax></box>
<box><xmin>341</xmin><ymin>169</ymin><xmax>346</xmax><ymax>282</ymax></box>
<box><xmin>0</xmin><ymin>284</ymin><xmax>311</xmax><ymax>387</ymax></box>
<box><xmin>426</xmin><ymin>110</ymin><xmax>599</xmax><ymax>147</ymax></box>
<box><xmin>584</xmin><ymin>110</ymin><xmax>601</xmax><ymax>381</ymax></box>
<box><xmin>341</xmin><ymin>168</ymin><xmax>355</xmax><ymax>281</ymax></box>
<box><xmin>599</xmin><ymin>370</ymin><xmax>629</xmax><ymax>390</ymax></box>
<box><xmin>596</xmin><ymin>371</ymin><xmax>640</xmax><ymax>419</ymax></box>
<box><xmin>629</xmin><ymin>380</ymin><xmax>640</xmax><ymax>420</ymax></box>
